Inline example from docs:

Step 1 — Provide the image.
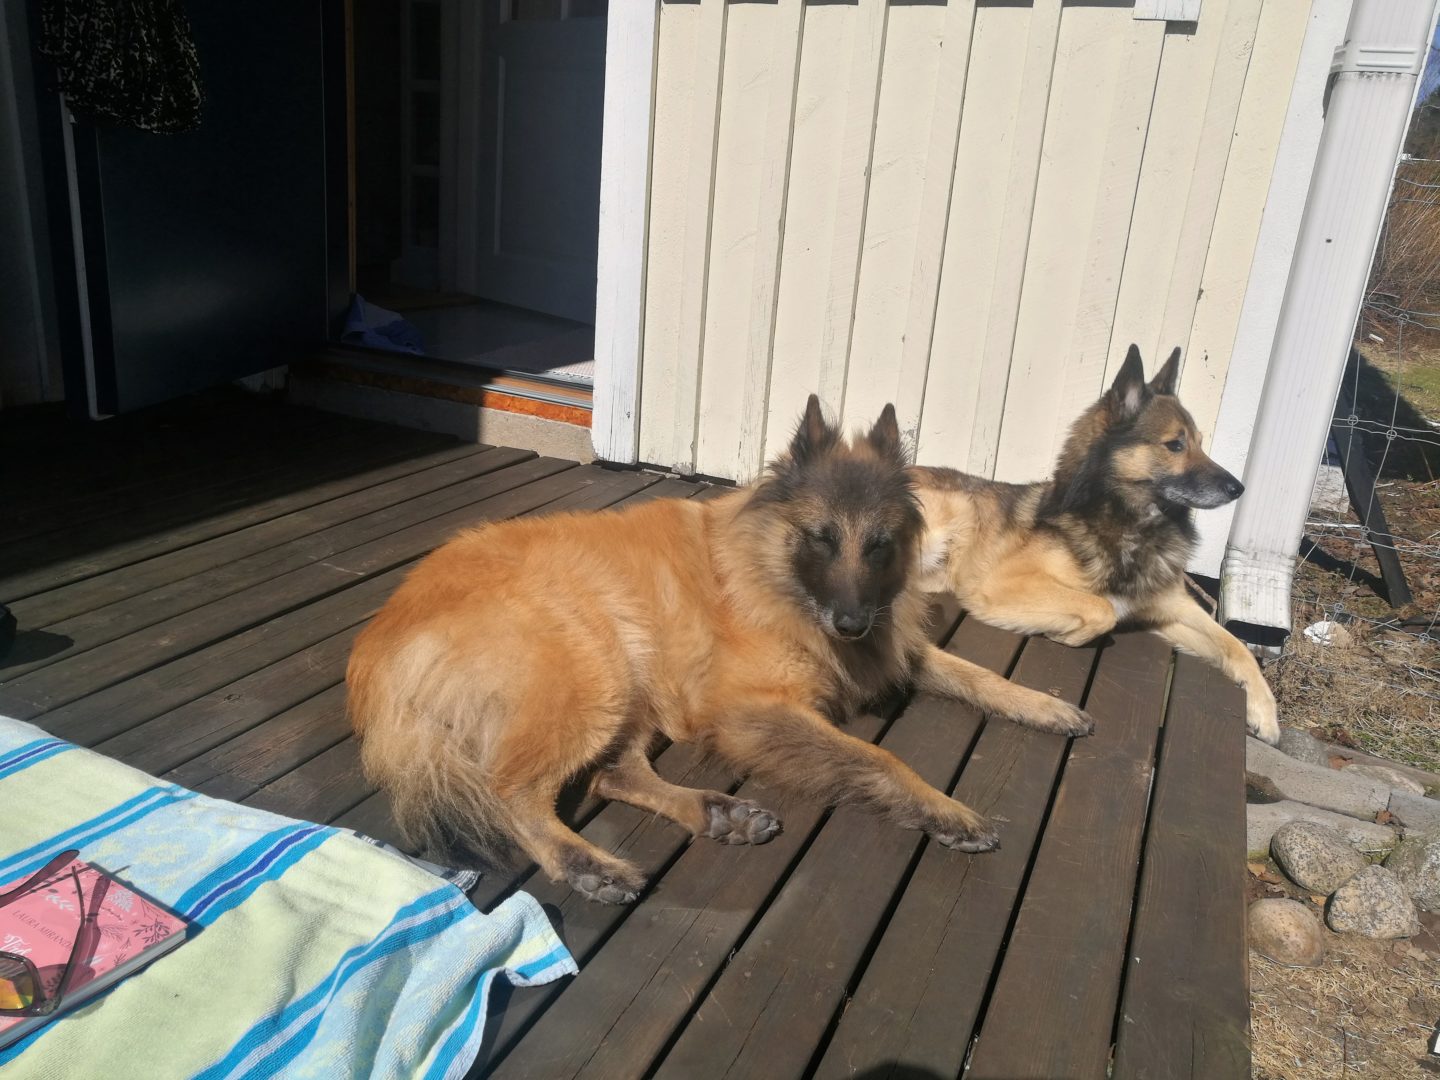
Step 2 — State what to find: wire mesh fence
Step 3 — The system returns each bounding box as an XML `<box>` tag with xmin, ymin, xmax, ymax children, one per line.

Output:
<box><xmin>1271</xmin><ymin>47</ymin><xmax>1440</xmax><ymax>772</ymax></box>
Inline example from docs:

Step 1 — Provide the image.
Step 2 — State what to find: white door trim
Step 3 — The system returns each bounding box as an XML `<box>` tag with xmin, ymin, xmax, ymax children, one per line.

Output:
<box><xmin>590</xmin><ymin>1</ymin><xmax>658</xmax><ymax>464</ymax></box>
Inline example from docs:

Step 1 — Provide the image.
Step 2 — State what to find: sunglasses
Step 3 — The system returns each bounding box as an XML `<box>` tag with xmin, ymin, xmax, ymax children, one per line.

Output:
<box><xmin>0</xmin><ymin>850</ymin><xmax>111</xmax><ymax>1017</ymax></box>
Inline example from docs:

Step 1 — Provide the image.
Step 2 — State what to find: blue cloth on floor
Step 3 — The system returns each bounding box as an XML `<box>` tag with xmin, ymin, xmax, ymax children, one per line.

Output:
<box><xmin>0</xmin><ymin>716</ymin><xmax>573</xmax><ymax>1079</ymax></box>
<box><xmin>341</xmin><ymin>295</ymin><xmax>426</xmax><ymax>356</ymax></box>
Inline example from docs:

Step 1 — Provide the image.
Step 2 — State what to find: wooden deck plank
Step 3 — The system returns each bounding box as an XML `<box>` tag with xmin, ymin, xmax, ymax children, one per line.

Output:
<box><xmin>7</xmin><ymin>440</ymin><xmax>496</xmax><ymax>623</ymax></box>
<box><xmin>26</xmin><ymin>567</ymin><xmax>405</xmax><ymax>747</ymax></box>
<box><xmin>163</xmin><ymin>684</ymin><xmax>350</xmax><ymax>802</ymax></box>
<box><xmin>241</xmin><ymin>737</ymin><xmax>368</xmax><ymax>821</ymax></box>
<box><xmin>0</xmin><ymin>415</ymin><xmax>391</xmax><ymax>565</ymax></box>
<box><xmin>4</xmin><ymin>403</ymin><xmax>347</xmax><ymax>539</ymax></box>
<box><xmin>1</xmin><ymin>391</ymin><xmax>317</xmax><ymax>488</ymax></box>
<box><xmin>965</xmin><ymin>630</ymin><xmax>1174</xmax><ymax>1080</ymax></box>
<box><xmin>331</xmin><ymin>791</ymin><xmax>409</xmax><ymax>849</ymax></box>
<box><xmin>96</xmin><ymin>630</ymin><xmax>359</xmax><ymax>777</ymax></box>
<box><xmin>811</xmin><ymin>634</ymin><xmax>1099</xmax><ymax>1079</ymax></box>
<box><xmin>0</xmin><ymin>430</ymin><xmax>479</xmax><ymax>604</ymax></box>
<box><xmin>5</xmin><ymin>447</ymin><xmax>535</xmax><ymax>675</ymax></box>
<box><xmin>0</xmin><ymin>457</ymin><xmax>585</xmax><ymax>718</ymax></box>
<box><xmin>1</xmin><ymin>392</ymin><xmax>283</xmax><ymax>504</ymax></box>
<box><xmin>1113</xmin><ymin>653</ymin><xmax>1250</xmax><ymax>1080</ymax></box>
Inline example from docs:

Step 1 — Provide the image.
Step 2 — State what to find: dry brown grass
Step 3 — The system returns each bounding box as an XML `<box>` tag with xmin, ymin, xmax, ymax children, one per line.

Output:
<box><xmin>1364</xmin><ymin>155</ymin><xmax>1440</xmax><ymax>341</ymax></box>
<box><xmin>1269</xmin><ymin>606</ymin><xmax>1440</xmax><ymax>774</ymax></box>
<box><xmin>1248</xmin><ymin>862</ymin><xmax>1440</xmax><ymax>1079</ymax></box>
<box><xmin>1251</xmin><ymin>923</ymin><xmax>1440</xmax><ymax>1079</ymax></box>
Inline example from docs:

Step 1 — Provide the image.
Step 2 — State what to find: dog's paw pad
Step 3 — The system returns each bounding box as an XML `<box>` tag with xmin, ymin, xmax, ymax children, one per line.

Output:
<box><xmin>703</xmin><ymin>796</ymin><xmax>782</xmax><ymax>846</ymax></box>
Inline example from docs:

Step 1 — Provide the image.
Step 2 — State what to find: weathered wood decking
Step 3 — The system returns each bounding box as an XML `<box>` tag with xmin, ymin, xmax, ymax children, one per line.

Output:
<box><xmin>0</xmin><ymin>396</ymin><xmax>1250</xmax><ymax>1078</ymax></box>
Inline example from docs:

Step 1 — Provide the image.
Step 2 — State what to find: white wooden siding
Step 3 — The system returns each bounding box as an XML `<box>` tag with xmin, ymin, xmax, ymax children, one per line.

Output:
<box><xmin>637</xmin><ymin>0</ymin><xmax>1319</xmax><ymax>485</ymax></box>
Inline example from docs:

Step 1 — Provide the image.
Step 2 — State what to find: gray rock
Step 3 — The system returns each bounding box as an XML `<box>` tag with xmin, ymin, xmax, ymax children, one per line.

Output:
<box><xmin>1277</xmin><ymin>727</ymin><xmax>1333</xmax><ymax>767</ymax></box>
<box><xmin>1271</xmin><ymin>821</ymin><xmax>1369</xmax><ymax>893</ymax></box>
<box><xmin>1389</xmin><ymin>791</ymin><xmax>1440</xmax><ymax>834</ymax></box>
<box><xmin>1248</xmin><ymin>899</ymin><xmax>1326</xmax><ymax>966</ymax></box>
<box><xmin>1247</xmin><ymin>800</ymin><xmax>1398</xmax><ymax>859</ymax></box>
<box><xmin>1246</xmin><ymin>737</ymin><xmax>1390</xmax><ymax>819</ymax></box>
<box><xmin>1344</xmin><ymin>763</ymin><xmax>1426</xmax><ymax>796</ymax></box>
<box><xmin>1326</xmin><ymin>866</ymin><xmax>1421</xmax><ymax>938</ymax></box>
<box><xmin>1384</xmin><ymin>833</ymin><xmax>1440</xmax><ymax>912</ymax></box>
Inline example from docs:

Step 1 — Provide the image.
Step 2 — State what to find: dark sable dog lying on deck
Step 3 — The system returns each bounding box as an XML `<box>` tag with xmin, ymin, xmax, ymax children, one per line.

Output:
<box><xmin>910</xmin><ymin>344</ymin><xmax>1279</xmax><ymax>744</ymax></box>
<box><xmin>347</xmin><ymin>396</ymin><xmax>1091</xmax><ymax>904</ymax></box>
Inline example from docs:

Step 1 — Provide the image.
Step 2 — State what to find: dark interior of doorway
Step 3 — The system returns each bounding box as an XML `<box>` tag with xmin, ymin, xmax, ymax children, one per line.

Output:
<box><xmin>348</xmin><ymin>0</ymin><xmax>603</xmax><ymax>387</ymax></box>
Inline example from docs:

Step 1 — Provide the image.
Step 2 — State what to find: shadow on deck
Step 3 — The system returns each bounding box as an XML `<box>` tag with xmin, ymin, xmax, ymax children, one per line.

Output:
<box><xmin>0</xmin><ymin>393</ymin><xmax>1249</xmax><ymax>1079</ymax></box>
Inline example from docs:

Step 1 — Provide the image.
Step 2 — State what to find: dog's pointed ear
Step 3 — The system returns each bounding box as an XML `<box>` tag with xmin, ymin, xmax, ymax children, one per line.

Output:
<box><xmin>790</xmin><ymin>393</ymin><xmax>838</xmax><ymax>462</ymax></box>
<box><xmin>1149</xmin><ymin>347</ymin><xmax>1181</xmax><ymax>396</ymax></box>
<box><xmin>1107</xmin><ymin>345</ymin><xmax>1149</xmax><ymax>420</ymax></box>
<box><xmin>867</xmin><ymin>403</ymin><xmax>905</xmax><ymax>464</ymax></box>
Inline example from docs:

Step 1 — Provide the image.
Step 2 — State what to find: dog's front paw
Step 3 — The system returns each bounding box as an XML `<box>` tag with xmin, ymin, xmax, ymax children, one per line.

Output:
<box><xmin>1026</xmin><ymin>696</ymin><xmax>1094</xmax><ymax>738</ymax></box>
<box><xmin>565</xmin><ymin>854</ymin><xmax>647</xmax><ymax>905</ymax></box>
<box><xmin>1247</xmin><ymin>690</ymin><xmax>1280</xmax><ymax>745</ymax></box>
<box><xmin>702</xmin><ymin>794</ymin><xmax>782</xmax><ymax>846</ymax></box>
<box><xmin>928</xmin><ymin>817</ymin><xmax>1001</xmax><ymax>854</ymax></box>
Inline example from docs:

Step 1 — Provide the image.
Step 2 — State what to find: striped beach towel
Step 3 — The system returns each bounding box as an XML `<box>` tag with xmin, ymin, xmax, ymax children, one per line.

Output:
<box><xmin>0</xmin><ymin>717</ymin><xmax>575</xmax><ymax>1079</ymax></box>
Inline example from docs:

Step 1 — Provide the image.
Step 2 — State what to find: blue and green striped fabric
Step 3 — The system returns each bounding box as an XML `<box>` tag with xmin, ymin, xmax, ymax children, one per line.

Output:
<box><xmin>0</xmin><ymin>717</ymin><xmax>574</xmax><ymax>1079</ymax></box>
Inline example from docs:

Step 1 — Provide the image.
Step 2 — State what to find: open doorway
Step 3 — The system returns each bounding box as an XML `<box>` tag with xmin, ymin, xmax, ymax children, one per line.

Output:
<box><xmin>350</xmin><ymin>0</ymin><xmax>606</xmax><ymax>386</ymax></box>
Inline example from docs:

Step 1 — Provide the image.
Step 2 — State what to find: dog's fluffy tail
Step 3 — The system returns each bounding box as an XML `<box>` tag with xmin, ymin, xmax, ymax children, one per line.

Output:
<box><xmin>347</xmin><ymin>633</ymin><xmax>519</xmax><ymax>867</ymax></box>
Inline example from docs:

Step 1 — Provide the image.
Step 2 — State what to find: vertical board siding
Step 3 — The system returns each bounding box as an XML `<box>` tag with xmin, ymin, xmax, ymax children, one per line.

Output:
<box><xmin>765</xmin><ymin>0</ymin><xmax>889</xmax><ymax>456</ymax></box>
<box><xmin>1182</xmin><ymin>0</ymin><xmax>1310</xmax><ymax>441</ymax></box>
<box><xmin>992</xmin><ymin>10</ymin><xmax>1165</xmax><ymax>481</ymax></box>
<box><xmin>637</xmin><ymin>0</ymin><xmax>1312</xmax><ymax>488</ymax></box>
<box><xmin>842</xmin><ymin>2</ymin><xmax>964</xmax><ymax>433</ymax></box>
<box><xmin>693</xmin><ymin>0</ymin><xmax>805</xmax><ymax>480</ymax></box>
<box><xmin>961</xmin><ymin>0</ymin><xmax>1064</xmax><ymax>478</ymax></box>
<box><xmin>638</xmin><ymin>0</ymin><xmax>727</xmax><ymax>473</ymax></box>
<box><xmin>918</xmin><ymin>0</ymin><xmax>1035</xmax><ymax>469</ymax></box>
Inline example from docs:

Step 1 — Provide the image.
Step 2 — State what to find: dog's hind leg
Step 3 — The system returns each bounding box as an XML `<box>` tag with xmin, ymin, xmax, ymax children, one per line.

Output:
<box><xmin>707</xmin><ymin>702</ymin><xmax>999</xmax><ymax>852</ymax></box>
<box><xmin>592</xmin><ymin>745</ymin><xmax>781</xmax><ymax>846</ymax></box>
<box><xmin>966</xmin><ymin>573</ymin><xmax>1117</xmax><ymax>648</ymax></box>
<box><xmin>506</xmin><ymin>786</ymin><xmax>649</xmax><ymax>904</ymax></box>
<box><xmin>917</xmin><ymin>645</ymin><xmax>1094</xmax><ymax>736</ymax></box>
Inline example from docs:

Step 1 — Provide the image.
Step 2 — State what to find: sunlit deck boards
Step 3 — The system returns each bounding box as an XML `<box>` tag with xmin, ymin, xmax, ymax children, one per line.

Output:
<box><xmin>0</xmin><ymin>395</ymin><xmax>1249</xmax><ymax>1079</ymax></box>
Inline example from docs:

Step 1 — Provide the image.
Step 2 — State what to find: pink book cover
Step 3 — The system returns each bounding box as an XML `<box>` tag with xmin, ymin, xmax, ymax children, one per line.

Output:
<box><xmin>0</xmin><ymin>859</ymin><xmax>188</xmax><ymax>1049</ymax></box>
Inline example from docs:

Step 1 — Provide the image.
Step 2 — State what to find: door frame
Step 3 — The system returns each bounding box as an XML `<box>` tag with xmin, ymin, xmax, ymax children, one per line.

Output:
<box><xmin>590</xmin><ymin>1</ymin><xmax>657</xmax><ymax>463</ymax></box>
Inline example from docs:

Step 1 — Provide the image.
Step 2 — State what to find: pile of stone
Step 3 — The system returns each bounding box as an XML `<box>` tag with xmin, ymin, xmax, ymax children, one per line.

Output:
<box><xmin>1246</xmin><ymin>728</ymin><xmax>1440</xmax><ymax>964</ymax></box>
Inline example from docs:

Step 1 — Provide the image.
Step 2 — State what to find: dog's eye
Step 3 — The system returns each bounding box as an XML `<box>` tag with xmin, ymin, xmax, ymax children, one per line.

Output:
<box><xmin>865</xmin><ymin>536</ymin><xmax>894</xmax><ymax>564</ymax></box>
<box><xmin>1164</xmin><ymin>439</ymin><xmax>1185</xmax><ymax>453</ymax></box>
<box><xmin>803</xmin><ymin>526</ymin><xmax>838</xmax><ymax>554</ymax></box>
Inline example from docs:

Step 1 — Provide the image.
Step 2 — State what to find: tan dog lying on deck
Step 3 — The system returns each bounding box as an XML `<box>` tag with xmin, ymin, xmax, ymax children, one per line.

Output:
<box><xmin>910</xmin><ymin>344</ymin><xmax>1279</xmax><ymax>744</ymax></box>
<box><xmin>347</xmin><ymin>396</ymin><xmax>1092</xmax><ymax>904</ymax></box>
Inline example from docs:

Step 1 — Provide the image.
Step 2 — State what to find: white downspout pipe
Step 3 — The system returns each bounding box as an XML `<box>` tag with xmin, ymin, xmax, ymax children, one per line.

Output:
<box><xmin>1219</xmin><ymin>0</ymin><xmax>1439</xmax><ymax>645</ymax></box>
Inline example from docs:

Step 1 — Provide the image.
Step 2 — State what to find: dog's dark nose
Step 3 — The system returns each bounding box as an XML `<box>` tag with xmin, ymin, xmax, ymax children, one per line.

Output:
<box><xmin>1224</xmin><ymin>477</ymin><xmax>1244</xmax><ymax>500</ymax></box>
<box><xmin>833</xmin><ymin>611</ymin><xmax>871</xmax><ymax>639</ymax></box>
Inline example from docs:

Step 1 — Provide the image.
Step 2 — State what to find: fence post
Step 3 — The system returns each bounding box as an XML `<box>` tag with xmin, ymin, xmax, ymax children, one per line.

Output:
<box><xmin>1218</xmin><ymin>0</ymin><xmax>1439</xmax><ymax>645</ymax></box>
